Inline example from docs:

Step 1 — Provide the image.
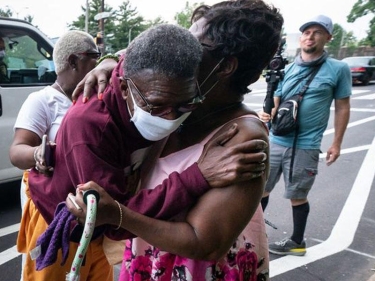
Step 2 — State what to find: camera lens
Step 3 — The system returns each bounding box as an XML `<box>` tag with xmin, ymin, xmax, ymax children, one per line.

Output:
<box><xmin>269</xmin><ymin>58</ymin><xmax>281</xmax><ymax>70</ymax></box>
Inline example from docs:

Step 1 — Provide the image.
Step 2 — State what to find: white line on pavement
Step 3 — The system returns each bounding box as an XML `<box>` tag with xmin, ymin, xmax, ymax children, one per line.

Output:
<box><xmin>353</xmin><ymin>93</ymin><xmax>375</xmax><ymax>100</ymax></box>
<box><xmin>319</xmin><ymin>145</ymin><xmax>371</xmax><ymax>158</ymax></box>
<box><xmin>349</xmin><ymin>108</ymin><xmax>375</xmax><ymax>112</ymax></box>
<box><xmin>324</xmin><ymin>115</ymin><xmax>375</xmax><ymax>136</ymax></box>
<box><xmin>270</xmin><ymin>135</ymin><xmax>375</xmax><ymax>277</ymax></box>
<box><xmin>0</xmin><ymin>223</ymin><xmax>19</xmax><ymax>237</ymax></box>
<box><xmin>310</xmin><ymin>238</ymin><xmax>375</xmax><ymax>260</ymax></box>
<box><xmin>352</xmin><ymin>90</ymin><xmax>371</xmax><ymax>95</ymax></box>
<box><xmin>0</xmin><ymin>246</ymin><xmax>21</xmax><ymax>266</ymax></box>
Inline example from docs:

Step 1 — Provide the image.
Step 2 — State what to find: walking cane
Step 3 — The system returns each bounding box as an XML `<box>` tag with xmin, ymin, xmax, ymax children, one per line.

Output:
<box><xmin>66</xmin><ymin>190</ymin><xmax>100</xmax><ymax>281</ymax></box>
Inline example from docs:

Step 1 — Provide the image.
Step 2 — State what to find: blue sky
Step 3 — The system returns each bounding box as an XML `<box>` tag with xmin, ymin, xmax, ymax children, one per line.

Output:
<box><xmin>6</xmin><ymin>0</ymin><xmax>370</xmax><ymax>39</ymax></box>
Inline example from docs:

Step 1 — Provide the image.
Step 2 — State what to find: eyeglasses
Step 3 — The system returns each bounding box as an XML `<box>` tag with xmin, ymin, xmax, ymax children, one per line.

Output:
<box><xmin>125</xmin><ymin>77</ymin><xmax>202</xmax><ymax>116</ymax></box>
<box><xmin>76</xmin><ymin>51</ymin><xmax>102</xmax><ymax>59</ymax></box>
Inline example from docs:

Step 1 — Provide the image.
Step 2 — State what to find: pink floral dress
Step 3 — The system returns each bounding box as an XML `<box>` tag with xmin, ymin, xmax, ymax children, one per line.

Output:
<box><xmin>119</xmin><ymin>116</ymin><xmax>269</xmax><ymax>281</ymax></box>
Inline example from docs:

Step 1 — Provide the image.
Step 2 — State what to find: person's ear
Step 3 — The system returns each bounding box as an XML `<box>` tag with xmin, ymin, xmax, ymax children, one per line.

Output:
<box><xmin>120</xmin><ymin>77</ymin><xmax>129</xmax><ymax>100</ymax></box>
<box><xmin>67</xmin><ymin>54</ymin><xmax>78</xmax><ymax>70</ymax></box>
<box><xmin>217</xmin><ymin>56</ymin><xmax>238</xmax><ymax>79</ymax></box>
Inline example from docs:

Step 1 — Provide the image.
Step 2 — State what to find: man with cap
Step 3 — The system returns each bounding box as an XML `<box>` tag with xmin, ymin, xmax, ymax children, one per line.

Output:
<box><xmin>258</xmin><ymin>15</ymin><xmax>351</xmax><ymax>256</ymax></box>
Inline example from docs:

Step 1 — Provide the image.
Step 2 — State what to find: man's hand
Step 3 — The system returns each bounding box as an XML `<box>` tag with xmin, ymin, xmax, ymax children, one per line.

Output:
<box><xmin>326</xmin><ymin>144</ymin><xmax>340</xmax><ymax>166</ymax></box>
<box><xmin>197</xmin><ymin>123</ymin><xmax>268</xmax><ymax>188</ymax></box>
<box><xmin>257</xmin><ymin>110</ymin><xmax>272</xmax><ymax>123</ymax></box>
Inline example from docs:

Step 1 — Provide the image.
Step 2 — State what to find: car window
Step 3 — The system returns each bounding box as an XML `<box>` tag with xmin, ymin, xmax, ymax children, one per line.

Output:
<box><xmin>0</xmin><ymin>27</ymin><xmax>56</xmax><ymax>86</ymax></box>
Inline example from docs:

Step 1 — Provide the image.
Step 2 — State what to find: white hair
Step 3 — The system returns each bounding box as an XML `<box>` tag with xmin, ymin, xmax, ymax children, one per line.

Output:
<box><xmin>53</xmin><ymin>30</ymin><xmax>97</xmax><ymax>75</ymax></box>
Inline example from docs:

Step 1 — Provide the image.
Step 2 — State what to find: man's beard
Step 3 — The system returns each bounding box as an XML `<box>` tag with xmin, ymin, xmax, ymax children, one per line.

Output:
<box><xmin>302</xmin><ymin>46</ymin><xmax>317</xmax><ymax>54</ymax></box>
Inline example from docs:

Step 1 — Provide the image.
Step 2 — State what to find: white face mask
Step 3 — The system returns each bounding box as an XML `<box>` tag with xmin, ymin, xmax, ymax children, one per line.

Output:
<box><xmin>128</xmin><ymin>91</ymin><xmax>191</xmax><ymax>141</ymax></box>
<box><xmin>0</xmin><ymin>50</ymin><xmax>5</xmax><ymax>59</ymax></box>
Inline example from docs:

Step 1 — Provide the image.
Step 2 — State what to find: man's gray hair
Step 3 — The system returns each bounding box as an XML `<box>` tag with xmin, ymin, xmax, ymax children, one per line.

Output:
<box><xmin>125</xmin><ymin>24</ymin><xmax>202</xmax><ymax>78</ymax></box>
<box><xmin>53</xmin><ymin>30</ymin><xmax>97</xmax><ymax>75</ymax></box>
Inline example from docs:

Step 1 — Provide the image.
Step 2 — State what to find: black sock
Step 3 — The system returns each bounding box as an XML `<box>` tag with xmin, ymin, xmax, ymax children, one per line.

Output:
<box><xmin>291</xmin><ymin>202</ymin><xmax>310</xmax><ymax>245</ymax></box>
<box><xmin>261</xmin><ymin>196</ymin><xmax>269</xmax><ymax>211</ymax></box>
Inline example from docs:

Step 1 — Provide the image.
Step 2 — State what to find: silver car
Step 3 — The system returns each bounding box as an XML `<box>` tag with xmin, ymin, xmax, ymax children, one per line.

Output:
<box><xmin>0</xmin><ymin>17</ymin><xmax>55</xmax><ymax>184</ymax></box>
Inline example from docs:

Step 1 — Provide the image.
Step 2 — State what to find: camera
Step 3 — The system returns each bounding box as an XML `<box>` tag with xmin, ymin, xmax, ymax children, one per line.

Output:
<box><xmin>266</xmin><ymin>37</ymin><xmax>288</xmax><ymax>76</ymax></box>
<box><xmin>263</xmin><ymin>37</ymin><xmax>288</xmax><ymax>114</ymax></box>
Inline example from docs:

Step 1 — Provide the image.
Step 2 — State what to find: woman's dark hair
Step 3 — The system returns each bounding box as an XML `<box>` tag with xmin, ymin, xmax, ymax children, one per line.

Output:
<box><xmin>192</xmin><ymin>0</ymin><xmax>284</xmax><ymax>94</ymax></box>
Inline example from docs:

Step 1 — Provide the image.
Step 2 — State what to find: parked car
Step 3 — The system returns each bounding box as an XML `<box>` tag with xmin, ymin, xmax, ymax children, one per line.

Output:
<box><xmin>0</xmin><ymin>17</ymin><xmax>55</xmax><ymax>184</ymax></box>
<box><xmin>342</xmin><ymin>56</ymin><xmax>375</xmax><ymax>85</ymax></box>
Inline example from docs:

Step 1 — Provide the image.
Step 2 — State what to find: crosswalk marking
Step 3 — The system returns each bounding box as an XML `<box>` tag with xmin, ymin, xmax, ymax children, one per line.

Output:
<box><xmin>0</xmin><ymin>246</ymin><xmax>20</xmax><ymax>266</ymax></box>
<box><xmin>352</xmin><ymin>89</ymin><xmax>371</xmax><ymax>95</ymax></box>
<box><xmin>0</xmin><ymin>223</ymin><xmax>19</xmax><ymax>237</ymax></box>
<box><xmin>353</xmin><ymin>93</ymin><xmax>375</xmax><ymax>100</ymax></box>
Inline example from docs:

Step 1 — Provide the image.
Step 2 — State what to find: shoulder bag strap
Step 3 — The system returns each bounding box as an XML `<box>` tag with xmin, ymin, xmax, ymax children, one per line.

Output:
<box><xmin>288</xmin><ymin>63</ymin><xmax>323</xmax><ymax>183</ymax></box>
<box><xmin>298</xmin><ymin>63</ymin><xmax>323</xmax><ymax>97</ymax></box>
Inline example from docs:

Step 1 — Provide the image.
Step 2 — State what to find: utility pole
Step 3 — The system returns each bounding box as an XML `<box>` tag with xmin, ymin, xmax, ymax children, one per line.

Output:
<box><xmin>100</xmin><ymin>0</ymin><xmax>105</xmax><ymax>54</ymax></box>
<box><xmin>128</xmin><ymin>27</ymin><xmax>133</xmax><ymax>46</ymax></box>
<box><xmin>85</xmin><ymin>0</ymin><xmax>89</xmax><ymax>33</ymax></box>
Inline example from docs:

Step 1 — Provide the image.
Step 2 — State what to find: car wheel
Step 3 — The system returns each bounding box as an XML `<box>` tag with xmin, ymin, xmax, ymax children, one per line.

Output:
<box><xmin>362</xmin><ymin>74</ymin><xmax>370</xmax><ymax>86</ymax></box>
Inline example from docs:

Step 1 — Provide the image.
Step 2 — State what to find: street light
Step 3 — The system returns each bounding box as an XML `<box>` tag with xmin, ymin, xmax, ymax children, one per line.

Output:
<box><xmin>94</xmin><ymin>10</ymin><xmax>115</xmax><ymax>54</ymax></box>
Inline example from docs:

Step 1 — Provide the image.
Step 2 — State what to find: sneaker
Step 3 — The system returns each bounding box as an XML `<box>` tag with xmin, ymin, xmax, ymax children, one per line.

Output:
<box><xmin>269</xmin><ymin>238</ymin><xmax>306</xmax><ymax>256</ymax></box>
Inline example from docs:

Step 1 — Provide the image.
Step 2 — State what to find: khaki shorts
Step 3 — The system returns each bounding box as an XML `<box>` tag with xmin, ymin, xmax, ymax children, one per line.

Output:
<box><xmin>265</xmin><ymin>142</ymin><xmax>320</xmax><ymax>199</ymax></box>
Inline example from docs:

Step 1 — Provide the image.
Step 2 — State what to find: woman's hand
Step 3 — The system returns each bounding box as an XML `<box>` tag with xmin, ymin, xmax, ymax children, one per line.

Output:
<box><xmin>34</xmin><ymin>142</ymin><xmax>55</xmax><ymax>176</ymax></box>
<box><xmin>197</xmin><ymin>123</ymin><xmax>267</xmax><ymax>188</ymax></box>
<box><xmin>72</xmin><ymin>58</ymin><xmax>118</xmax><ymax>103</ymax></box>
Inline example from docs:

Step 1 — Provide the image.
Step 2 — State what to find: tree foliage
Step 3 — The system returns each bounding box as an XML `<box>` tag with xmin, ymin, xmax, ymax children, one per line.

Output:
<box><xmin>175</xmin><ymin>1</ymin><xmax>204</xmax><ymax>28</ymax></box>
<box><xmin>347</xmin><ymin>0</ymin><xmax>375</xmax><ymax>46</ymax></box>
<box><xmin>327</xmin><ymin>24</ymin><xmax>345</xmax><ymax>58</ymax></box>
<box><xmin>0</xmin><ymin>8</ymin><xmax>13</xmax><ymax>18</ymax></box>
<box><xmin>68</xmin><ymin>0</ymin><xmax>156</xmax><ymax>53</ymax></box>
<box><xmin>0</xmin><ymin>7</ymin><xmax>33</xmax><ymax>23</ymax></box>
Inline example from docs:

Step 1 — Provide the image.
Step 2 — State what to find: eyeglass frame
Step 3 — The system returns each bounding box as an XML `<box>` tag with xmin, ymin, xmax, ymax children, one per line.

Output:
<box><xmin>124</xmin><ymin>77</ymin><xmax>203</xmax><ymax>116</ymax></box>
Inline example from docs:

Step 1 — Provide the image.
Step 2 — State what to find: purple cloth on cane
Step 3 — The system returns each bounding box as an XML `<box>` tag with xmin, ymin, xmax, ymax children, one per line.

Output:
<box><xmin>35</xmin><ymin>202</ymin><xmax>75</xmax><ymax>271</ymax></box>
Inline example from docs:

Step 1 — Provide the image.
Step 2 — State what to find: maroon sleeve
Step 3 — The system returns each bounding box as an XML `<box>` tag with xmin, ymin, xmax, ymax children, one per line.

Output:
<box><xmin>105</xmin><ymin>163</ymin><xmax>210</xmax><ymax>240</ymax></box>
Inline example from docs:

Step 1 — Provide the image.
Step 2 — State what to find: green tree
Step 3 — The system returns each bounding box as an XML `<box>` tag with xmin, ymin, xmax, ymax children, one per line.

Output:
<box><xmin>68</xmin><ymin>0</ymin><xmax>150</xmax><ymax>53</ymax></box>
<box><xmin>0</xmin><ymin>8</ymin><xmax>13</xmax><ymax>17</ymax></box>
<box><xmin>327</xmin><ymin>24</ymin><xmax>345</xmax><ymax>58</ymax></box>
<box><xmin>344</xmin><ymin>31</ymin><xmax>359</xmax><ymax>56</ymax></box>
<box><xmin>347</xmin><ymin>0</ymin><xmax>375</xmax><ymax>46</ymax></box>
<box><xmin>174</xmin><ymin>1</ymin><xmax>203</xmax><ymax>28</ymax></box>
<box><xmin>68</xmin><ymin>0</ymin><xmax>117</xmax><ymax>53</ymax></box>
<box><xmin>111</xmin><ymin>1</ymin><xmax>148</xmax><ymax>51</ymax></box>
<box><xmin>0</xmin><ymin>8</ymin><xmax>33</xmax><ymax>23</ymax></box>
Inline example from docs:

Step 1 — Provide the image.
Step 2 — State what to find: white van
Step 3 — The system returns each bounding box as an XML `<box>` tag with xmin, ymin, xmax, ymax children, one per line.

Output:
<box><xmin>0</xmin><ymin>17</ymin><xmax>55</xmax><ymax>184</ymax></box>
